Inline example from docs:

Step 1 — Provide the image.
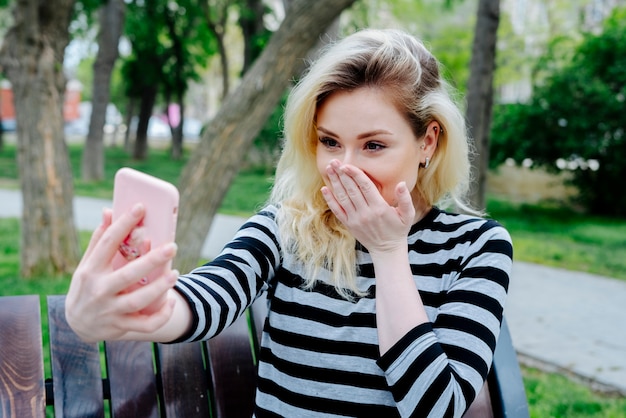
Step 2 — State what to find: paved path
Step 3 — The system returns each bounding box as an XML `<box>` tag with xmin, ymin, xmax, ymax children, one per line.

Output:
<box><xmin>2</xmin><ymin>188</ymin><xmax>625</xmax><ymax>395</ymax></box>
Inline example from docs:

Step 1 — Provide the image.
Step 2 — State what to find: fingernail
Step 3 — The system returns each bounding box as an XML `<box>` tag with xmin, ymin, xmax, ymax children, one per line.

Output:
<box><xmin>131</xmin><ymin>203</ymin><xmax>144</xmax><ymax>217</ymax></box>
<box><xmin>162</xmin><ymin>242</ymin><xmax>178</xmax><ymax>257</ymax></box>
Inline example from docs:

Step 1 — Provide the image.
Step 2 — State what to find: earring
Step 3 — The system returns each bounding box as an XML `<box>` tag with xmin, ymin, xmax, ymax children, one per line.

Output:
<box><xmin>420</xmin><ymin>144</ymin><xmax>425</xmax><ymax>150</ymax></box>
<box><xmin>424</xmin><ymin>157</ymin><xmax>430</xmax><ymax>169</ymax></box>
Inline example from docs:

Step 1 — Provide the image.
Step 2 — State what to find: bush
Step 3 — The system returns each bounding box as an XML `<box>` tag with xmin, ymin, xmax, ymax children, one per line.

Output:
<box><xmin>491</xmin><ymin>7</ymin><xmax>626</xmax><ymax>217</ymax></box>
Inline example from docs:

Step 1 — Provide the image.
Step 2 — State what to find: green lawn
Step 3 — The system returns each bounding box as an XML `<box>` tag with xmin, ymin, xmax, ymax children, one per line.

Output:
<box><xmin>523</xmin><ymin>367</ymin><xmax>626</xmax><ymax>418</ymax></box>
<box><xmin>487</xmin><ymin>197</ymin><xmax>626</xmax><ymax>282</ymax></box>
<box><xmin>2</xmin><ymin>142</ymin><xmax>626</xmax><ymax>416</ymax></box>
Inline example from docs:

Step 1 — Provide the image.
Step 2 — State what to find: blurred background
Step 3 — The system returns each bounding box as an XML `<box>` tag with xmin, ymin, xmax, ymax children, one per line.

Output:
<box><xmin>0</xmin><ymin>1</ymin><xmax>625</xmax><ymax>416</ymax></box>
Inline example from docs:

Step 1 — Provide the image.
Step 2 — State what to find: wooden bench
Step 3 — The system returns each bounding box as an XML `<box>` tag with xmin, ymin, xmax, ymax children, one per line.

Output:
<box><xmin>0</xmin><ymin>294</ymin><xmax>529</xmax><ymax>417</ymax></box>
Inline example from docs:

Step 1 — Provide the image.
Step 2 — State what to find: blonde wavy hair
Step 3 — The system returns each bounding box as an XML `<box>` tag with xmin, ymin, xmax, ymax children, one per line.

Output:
<box><xmin>269</xmin><ymin>29</ymin><xmax>473</xmax><ymax>299</ymax></box>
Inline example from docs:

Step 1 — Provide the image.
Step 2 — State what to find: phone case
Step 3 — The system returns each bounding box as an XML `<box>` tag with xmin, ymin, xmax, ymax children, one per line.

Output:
<box><xmin>112</xmin><ymin>167</ymin><xmax>179</xmax><ymax>295</ymax></box>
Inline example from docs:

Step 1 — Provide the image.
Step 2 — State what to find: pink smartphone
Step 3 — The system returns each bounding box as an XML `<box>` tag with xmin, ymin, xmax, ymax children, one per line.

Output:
<box><xmin>111</xmin><ymin>168</ymin><xmax>179</xmax><ymax>311</ymax></box>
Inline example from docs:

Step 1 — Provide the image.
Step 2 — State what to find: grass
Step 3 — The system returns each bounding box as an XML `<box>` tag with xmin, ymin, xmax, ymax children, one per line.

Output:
<box><xmin>2</xmin><ymin>141</ymin><xmax>626</xmax><ymax>416</ymax></box>
<box><xmin>487</xmin><ymin>197</ymin><xmax>626</xmax><ymax>281</ymax></box>
<box><xmin>523</xmin><ymin>367</ymin><xmax>626</xmax><ymax>417</ymax></box>
<box><xmin>0</xmin><ymin>142</ymin><xmax>273</xmax><ymax>215</ymax></box>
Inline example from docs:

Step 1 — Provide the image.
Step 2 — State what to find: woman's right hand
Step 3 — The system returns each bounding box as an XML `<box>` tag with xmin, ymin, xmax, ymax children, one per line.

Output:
<box><xmin>65</xmin><ymin>203</ymin><xmax>180</xmax><ymax>343</ymax></box>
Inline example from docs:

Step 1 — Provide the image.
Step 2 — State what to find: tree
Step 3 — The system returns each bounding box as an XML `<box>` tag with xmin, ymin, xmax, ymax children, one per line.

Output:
<box><xmin>174</xmin><ymin>0</ymin><xmax>358</xmax><ymax>272</ymax></box>
<box><xmin>124</xmin><ymin>0</ymin><xmax>166</xmax><ymax>160</ymax></box>
<box><xmin>237</xmin><ymin>0</ymin><xmax>270</xmax><ymax>75</ymax></box>
<box><xmin>490</xmin><ymin>7</ymin><xmax>626</xmax><ymax>217</ymax></box>
<box><xmin>0</xmin><ymin>0</ymin><xmax>80</xmax><ymax>277</ymax></box>
<box><xmin>465</xmin><ymin>0</ymin><xmax>500</xmax><ymax>211</ymax></box>
<box><xmin>202</xmin><ymin>0</ymin><xmax>231</xmax><ymax>99</ymax></box>
<box><xmin>161</xmin><ymin>0</ymin><xmax>212</xmax><ymax>160</ymax></box>
<box><xmin>82</xmin><ymin>0</ymin><xmax>125</xmax><ymax>180</ymax></box>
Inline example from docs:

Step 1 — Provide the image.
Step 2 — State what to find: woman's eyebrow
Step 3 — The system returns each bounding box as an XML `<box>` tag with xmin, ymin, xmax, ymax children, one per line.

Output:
<box><xmin>317</xmin><ymin>126</ymin><xmax>392</xmax><ymax>139</ymax></box>
<box><xmin>317</xmin><ymin>126</ymin><xmax>336</xmax><ymax>137</ymax></box>
<box><xmin>357</xmin><ymin>129</ymin><xmax>393</xmax><ymax>139</ymax></box>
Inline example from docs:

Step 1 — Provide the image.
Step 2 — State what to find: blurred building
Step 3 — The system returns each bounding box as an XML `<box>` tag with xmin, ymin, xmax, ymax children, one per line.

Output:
<box><xmin>0</xmin><ymin>79</ymin><xmax>82</xmax><ymax>125</ymax></box>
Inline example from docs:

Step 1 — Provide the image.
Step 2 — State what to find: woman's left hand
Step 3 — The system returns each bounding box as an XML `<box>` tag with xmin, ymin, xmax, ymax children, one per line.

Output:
<box><xmin>321</xmin><ymin>160</ymin><xmax>415</xmax><ymax>254</ymax></box>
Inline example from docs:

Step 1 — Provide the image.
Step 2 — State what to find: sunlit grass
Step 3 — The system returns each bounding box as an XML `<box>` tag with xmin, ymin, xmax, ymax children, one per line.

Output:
<box><xmin>487</xmin><ymin>197</ymin><xmax>626</xmax><ymax>281</ymax></box>
<box><xmin>523</xmin><ymin>367</ymin><xmax>626</xmax><ymax>417</ymax></box>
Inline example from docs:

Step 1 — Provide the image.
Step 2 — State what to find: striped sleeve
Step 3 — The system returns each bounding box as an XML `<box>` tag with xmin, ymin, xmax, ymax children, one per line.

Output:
<box><xmin>171</xmin><ymin>206</ymin><xmax>281</xmax><ymax>343</ymax></box>
<box><xmin>378</xmin><ymin>216</ymin><xmax>513</xmax><ymax>417</ymax></box>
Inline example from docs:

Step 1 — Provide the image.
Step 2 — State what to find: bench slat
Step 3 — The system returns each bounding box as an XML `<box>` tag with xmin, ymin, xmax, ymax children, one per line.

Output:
<box><xmin>0</xmin><ymin>295</ymin><xmax>46</xmax><ymax>418</ymax></box>
<box><xmin>207</xmin><ymin>311</ymin><xmax>257</xmax><ymax>417</ymax></box>
<box><xmin>156</xmin><ymin>342</ymin><xmax>211</xmax><ymax>416</ymax></box>
<box><xmin>105</xmin><ymin>340</ymin><xmax>159</xmax><ymax>417</ymax></box>
<box><xmin>47</xmin><ymin>296</ymin><xmax>105</xmax><ymax>418</ymax></box>
<box><xmin>0</xmin><ymin>292</ymin><xmax>525</xmax><ymax>418</ymax></box>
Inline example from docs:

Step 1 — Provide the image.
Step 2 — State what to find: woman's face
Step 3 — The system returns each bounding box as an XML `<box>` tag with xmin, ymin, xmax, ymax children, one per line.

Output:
<box><xmin>316</xmin><ymin>87</ymin><xmax>423</xmax><ymax>206</ymax></box>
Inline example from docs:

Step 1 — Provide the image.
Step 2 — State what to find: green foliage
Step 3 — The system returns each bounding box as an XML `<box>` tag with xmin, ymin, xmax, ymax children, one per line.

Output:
<box><xmin>523</xmin><ymin>367</ymin><xmax>626</xmax><ymax>418</ymax></box>
<box><xmin>344</xmin><ymin>0</ymin><xmax>475</xmax><ymax>93</ymax></box>
<box><xmin>159</xmin><ymin>0</ymin><xmax>214</xmax><ymax>94</ymax></box>
<box><xmin>75</xmin><ymin>55</ymin><xmax>95</xmax><ymax>101</ymax></box>
<box><xmin>491</xmin><ymin>7</ymin><xmax>626</xmax><ymax>216</ymax></box>
<box><xmin>246</xmin><ymin>90</ymin><xmax>288</xmax><ymax>169</ymax></box>
<box><xmin>494</xmin><ymin>11</ymin><xmax>530</xmax><ymax>90</ymax></box>
<box><xmin>71</xmin><ymin>0</ymin><xmax>105</xmax><ymax>37</ymax></box>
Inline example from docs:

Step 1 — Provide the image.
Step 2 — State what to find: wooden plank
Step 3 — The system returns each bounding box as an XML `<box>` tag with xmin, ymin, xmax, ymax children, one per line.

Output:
<box><xmin>104</xmin><ymin>340</ymin><xmax>159</xmax><ymax>418</ymax></box>
<box><xmin>47</xmin><ymin>296</ymin><xmax>105</xmax><ymax>418</ymax></box>
<box><xmin>156</xmin><ymin>342</ymin><xmax>211</xmax><ymax>417</ymax></box>
<box><xmin>207</xmin><ymin>312</ymin><xmax>257</xmax><ymax>418</ymax></box>
<box><xmin>0</xmin><ymin>295</ymin><xmax>46</xmax><ymax>418</ymax></box>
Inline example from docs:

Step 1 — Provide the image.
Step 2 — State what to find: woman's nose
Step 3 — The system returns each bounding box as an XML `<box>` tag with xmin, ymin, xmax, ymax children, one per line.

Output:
<box><xmin>341</xmin><ymin>151</ymin><xmax>355</xmax><ymax>166</ymax></box>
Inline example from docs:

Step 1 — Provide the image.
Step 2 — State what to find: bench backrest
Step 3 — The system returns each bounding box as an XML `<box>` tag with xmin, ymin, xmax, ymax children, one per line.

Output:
<box><xmin>0</xmin><ymin>294</ymin><xmax>528</xmax><ymax>417</ymax></box>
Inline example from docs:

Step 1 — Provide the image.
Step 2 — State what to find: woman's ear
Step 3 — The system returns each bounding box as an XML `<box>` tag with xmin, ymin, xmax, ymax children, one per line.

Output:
<box><xmin>422</xmin><ymin>121</ymin><xmax>440</xmax><ymax>154</ymax></box>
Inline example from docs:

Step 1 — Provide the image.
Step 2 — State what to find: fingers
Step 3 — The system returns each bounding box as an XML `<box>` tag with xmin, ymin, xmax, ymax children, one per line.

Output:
<box><xmin>395</xmin><ymin>182</ymin><xmax>416</xmax><ymax>225</ymax></box>
<box><xmin>325</xmin><ymin>161</ymin><xmax>356</xmax><ymax>214</ymax></box>
<box><xmin>110</xmin><ymin>242</ymin><xmax>178</xmax><ymax>296</ymax></box>
<box><xmin>93</xmin><ymin>203</ymin><xmax>146</xmax><ymax>270</ymax></box>
<box><xmin>324</xmin><ymin>160</ymin><xmax>377</xmax><ymax>212</ymax></box>
<box><xmin>79</xmin><ymin>208</ymin><xmax>113</xmax><ymax>266</ymax></box>
<box><xmin>117</xmin><ymin>269</ymin><xmax>179</xmax><ymax>315</ymax></box>
<box><xmin>121</xmin><ymin>294</ymin><xmax>177</xmax><ymax>334</ymax></box>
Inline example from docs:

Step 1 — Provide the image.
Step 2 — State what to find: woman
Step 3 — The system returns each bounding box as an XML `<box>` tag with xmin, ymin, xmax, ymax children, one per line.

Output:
<box><xmin>67</xmin><ymin>29</ymin><xmax>513</xmax><ymax>417</ymax></box>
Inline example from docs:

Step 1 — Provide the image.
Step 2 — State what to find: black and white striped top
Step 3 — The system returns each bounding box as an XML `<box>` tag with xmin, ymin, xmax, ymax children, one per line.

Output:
<box><xmin>174</xmin><ymin>205</ymin><xmax>513</xmax><ymax>417</ymax></box>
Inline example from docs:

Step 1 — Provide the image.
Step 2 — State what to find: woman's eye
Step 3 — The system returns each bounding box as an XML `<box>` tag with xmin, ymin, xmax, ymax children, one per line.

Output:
<box><xmin>319</xmin><ymin>137</ymin><xmax>338</xmax><ymax>148</ymax></box>
<box><xmin>365</xmin><ymin>141</ymin><xmax>385</xmax><ymax>151</ymax></box>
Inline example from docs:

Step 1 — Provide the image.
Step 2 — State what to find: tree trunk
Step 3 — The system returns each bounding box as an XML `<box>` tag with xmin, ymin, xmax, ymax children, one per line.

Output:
<box><xmin>170</xmin><ymin>97</ymin><xmax>184</xmax><ymax>160</ymax></box>
<box><xmin>175</xmin><ymin>0</ymin><xmax>357</xmax><ymax>272</ymax></box>
<box><xmin>133</xmin><ymin>85</ymin><xmax>158</xmax><ymax>160</ymax></box>
<box><xmin>466</xmin><ymin>0</ymin><xmax>500</xmax><ymax>211</ymax></box>
<box><xmin>123</xmin><ymin>96</ymin><xmax>135</xmax><ymax>151</ymax></box>
<box><xmin>82</xmin><ymin>0</ymin><xmax>125</xmax><ymax>181</ymax></box>
<box><xmin>239</xmin><ymin>0</ymin><xmax>267</xmax><ymax>74</ymax></box>
<box><xmin>0</xmin><ymin>0</ymin><xmax>80</xmax><ymax>277</ymax></box>
<box><xmin>205</xmin><ymin>12</ymin><xmax>230</xmax><ymax>99</ymax></box>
